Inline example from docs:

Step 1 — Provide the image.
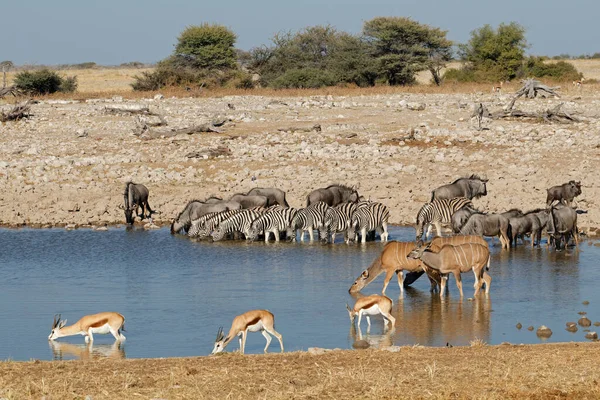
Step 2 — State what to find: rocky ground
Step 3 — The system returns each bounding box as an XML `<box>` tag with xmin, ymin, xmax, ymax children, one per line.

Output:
<box><xmin>1</xmin><ymin>88</ymin><xmax>598</xmax><ymax>234</ymax></box>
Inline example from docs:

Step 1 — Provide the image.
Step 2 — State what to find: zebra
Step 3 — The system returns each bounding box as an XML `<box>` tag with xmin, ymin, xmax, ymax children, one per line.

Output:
<box><xmin>190</xmin><ymin>209</ymin><xmax>243</xmax><ymax>238</ymax></box>
<box><xmin>415</xmin><ymin>197</ymin><xmax>474</xmax><ymax>244</ymax></box>
<box><xmin>287</xmin><ymin>201</ymin><xmax>329</xmax><ymax>242</ymax></box>
<box><xmin>247</xmin><ymin>207</ymin><xmax>298</xmax><ymax>242</ymax></box>
<box><xmin>320</xmin><ymin>202</ymin><xmax>357</xmax><ymax>244</ymax></box>
<box><xmin>211</xmin><ymin>209</ymin><xmax>262</xmax><ymax>241</ymax></box>
<box><xmin>348</xmin><ymin>202</ymin><xmax>390</xmax><ymax>243</ymax></box>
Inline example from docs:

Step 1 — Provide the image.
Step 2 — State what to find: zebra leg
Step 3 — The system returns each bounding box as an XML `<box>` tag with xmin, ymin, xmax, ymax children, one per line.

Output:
<box><xmin>360</xmin><ymin>227</ymin><xmax>367</xmax><ymax>244</ymax></box>
<box><xmin>425</xmin><ymin>224</ymin><xmax>432</xmax><ymax>239</ymax></box>
<box><xmin>274</xmin><ymin>228</ymin><xmax>280</xmax><ymax>242</ymax></box>
<box><xmin>381</xmin><ymin>222</ymin><xmax>389</xmax><ymax>242</ymax></box>
<box><xmin>434</xmin><ymin>222</ymin><xmax>443</xmax><ymax>237</ymax></box>
<box><xmin>308</xmin><ymin>226</ymin><xmax>314</xmax><ymax>242</ymax></box>
<box><xmin>331</xmin><ymin>232</ymin><xmax>336</xmax><ymax>243</ymax></box>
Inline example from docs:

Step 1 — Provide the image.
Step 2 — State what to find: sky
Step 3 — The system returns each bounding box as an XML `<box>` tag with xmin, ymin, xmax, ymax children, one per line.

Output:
<box><xmin>1</xmin><ymin>0</ymin><xmax>597</xmax><ymax>65</ymax></box>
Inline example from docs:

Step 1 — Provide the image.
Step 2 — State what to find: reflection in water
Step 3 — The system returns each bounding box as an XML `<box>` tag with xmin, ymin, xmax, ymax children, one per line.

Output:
<box><xmin>349</xmin><ymin>324</ymin><xmax>394</xmax><ymax>349</ymax></box>
<box><xmin>49</xmin><ymin>341</ymin><xmax>126</xmax><ymax>360</ymax></box>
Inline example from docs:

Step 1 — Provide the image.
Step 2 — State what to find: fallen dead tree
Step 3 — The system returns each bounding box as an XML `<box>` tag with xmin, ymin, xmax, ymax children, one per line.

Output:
<box><xmin>277</xmin><ymin>124</ymin><xmax>322</xmax><ymax>133</ymax></box>
<box><xmin>492</xmin><ymin>103</ymin><xmax>579</xmax><ymax>123</ymax></box>
<box><xmin>185</xmin><ymin>146</ymin><xmax>232</xmax><ymax>159</ymax></box>
<box><xmin>0</xmin><ymin>86</ymin><xmax>21</xmax><ymax>99</ymax></box>
<box><xmin>135</xmin><ymin>118</ymin><xmax>228</xmax><ymax>139</ymax></box>
<box><xmin>0</xmin><ymin>100</ymin><xmax>33</xmax><ymax>122</ymax></box>
<box><xmin>104</xmin><ymin>104</ymin><xmax>153</xmax><ymax>115</ymax></box>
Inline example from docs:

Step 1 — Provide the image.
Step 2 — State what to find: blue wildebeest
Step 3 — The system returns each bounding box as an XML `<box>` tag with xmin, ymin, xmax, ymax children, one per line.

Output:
<box><xmin>229</xmin><ymin>193</ymin><xmax>269</xmax><ymax>209</ymax></box>
<box><xmin>246</xmin><ymin>188</ymin><xmax>289</xmax><ymax>207</ymax></box>
<box><xmin>430</xmin><ymin>175</ymin><xmax>488</xmax><ymax>202</ymax></box>
<box><xmin>508</xmin><ymin>214</ymin><xmax>542</xmax><ymax>248</ymax></box>
<box><xmin>122</xmin><ymin>182</ymin><xmax>153</xmax><ymax>225</ymax></box>
<box><xmin>501</xmin><ymin>209</ymin><xmax>524</xmax><ymax>219</ymax></box>
<box><xmin>170</xmin><ymin>200</ymin><xmax>242</xmax><ymax>234</ymax></box>
<box><xmin>523</xmin><ymin>208</ymin><xmax>551</xmax><ymax>246</ymax></box>
<box><xmin>546</xmin><ymin>181</ymin><xmax>582</xmax><ymax>207</ymax></box>
<box><xmin>547</xmin><ymin>204</ymin><xmax>578</xmax><ymax>250</ymax></box>
<box><xmin>454</xmin><ymin>210</ymin><xmax>511</xmax><ymax>249</ymax></box>
<box><xmin>306</xmin><ymin>184</ymin><xmax>359</xmax><ymax>207</ymax></box>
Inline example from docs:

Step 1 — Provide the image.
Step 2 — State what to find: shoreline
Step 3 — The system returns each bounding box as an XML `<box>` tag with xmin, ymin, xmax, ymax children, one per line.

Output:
<box><xmin>2</xmin><ymin>342</ymin><xmax>600</xmax><ymax>399</ymax></box>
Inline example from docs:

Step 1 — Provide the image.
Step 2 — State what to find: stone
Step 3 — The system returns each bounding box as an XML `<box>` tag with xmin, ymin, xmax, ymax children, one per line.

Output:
<box><xmin>516</xmin><ymin>323</ymin><xmax>522</xmax><ymax>330</ymax></box>
<box><xmin>154</xmin><ymin>94</ymin><xmax>164</xmax><ymax>100</ymax></box>
<box><xmin>352</xmin><ymin>340</ymin><xmax>370</xmax><ymax>349</ymax></box>
<box><xmin>536</xmin><ymin>325</ymin><xmax>552</xmax><ymax>338</ymax></box>
<box><xmin>76</xmin><ymin>129</ymin><xmax>88</xmax><ymax>138</ymax></box>
<box><xmin>585</xmin><ymin>332</ymin><xmax>598</xmax><ymax>340</ymax></box>
<box><xmin>566</xmin><ymin>322</ymin><xmax>578</xmax><ymax>333</ymax></box>
<box><xmin>406</xmin><ymin>102</ymin><xmax>426</xmax><ymax>111</ymax></box>
<box><xmin>578</xmin><ymin>317</ymin><xmax>592</xmax><ymax>327</ymax></box>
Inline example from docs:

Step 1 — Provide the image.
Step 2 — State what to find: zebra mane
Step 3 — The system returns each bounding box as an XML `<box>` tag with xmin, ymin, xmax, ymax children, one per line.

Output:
<box><xmin>324</xmin><ymin>183</ymin><xmax>356</xmax><ymax>192</ymax></box>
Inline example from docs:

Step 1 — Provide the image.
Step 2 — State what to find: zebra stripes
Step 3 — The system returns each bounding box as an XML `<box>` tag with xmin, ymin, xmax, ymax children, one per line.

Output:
<box><xmin>321</xmin><ymin>202</ymin><xmax>357</xmax><ymax>243</ymax></box>
<box><xmin>349</xmin><ymin>202</ymin><xmax>390</xmax><ymax>243</ymax></box>
<box><xmin>247</xmin><ymin>207</ymin><xmax>298</xmax><ymax>242</ymax></box>
<box><xmin>212</xmin><ymin>209</ymin><xmax>262</xmax><ymax>241</ymax></box>
<box><xmin>289</xmin><ymin>201</ymin><xmax>329</xmax><ymax>242</ymax></box>
<box><xmin>415</xmin><ymin>197</ymin><xmax>474</xmax><ymax>243</ymax></box>
<box><xmin>188</xmin><ymin>210</ymin><xmax>241</xmax><ymax>238</ymax></box>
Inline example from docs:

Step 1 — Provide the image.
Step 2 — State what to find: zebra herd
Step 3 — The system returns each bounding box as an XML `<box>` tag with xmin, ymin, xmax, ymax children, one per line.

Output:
<box><xmin>171</xmin><ymin>184</ymin><xmax>391</xmax><ymax>244</ymax></box>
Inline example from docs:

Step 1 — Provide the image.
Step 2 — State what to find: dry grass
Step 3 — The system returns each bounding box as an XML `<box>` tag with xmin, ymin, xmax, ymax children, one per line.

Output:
<box><xmin>2</xmin><ymin>59</ymin><xmax>599</xmax><ymax>101</ymax></box>
<box><xmin>2</xmin><ymin>343</ymin><xmax>600</xmax><ymax>399</ymax></box>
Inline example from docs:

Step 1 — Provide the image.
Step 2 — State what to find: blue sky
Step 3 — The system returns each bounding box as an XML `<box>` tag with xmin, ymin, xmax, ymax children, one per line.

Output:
<box><xmin>1</xmin><ymin>0</ymin><xmax>597</xmax><ymax>65</ymax></box>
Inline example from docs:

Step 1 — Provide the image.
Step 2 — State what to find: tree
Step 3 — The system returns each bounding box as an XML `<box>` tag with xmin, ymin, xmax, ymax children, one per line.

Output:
<box><xmin>362</xmin><ymin>17</ymin><xmax>452</xmax><ymax>85</ymax></box>
<box><xmin>173</xmin><ymin>24</ymin><xmax>237</xmax><ymax>70</ymax></box>
<box><xmin>458</xmin><ymin>22</ymin><xmax>527</xmax><ymax>81</ymax></box>
<box><xmin>1</xmin><ymin>60</ymin><xmax>14</xmax><ymax>88</ymax></box>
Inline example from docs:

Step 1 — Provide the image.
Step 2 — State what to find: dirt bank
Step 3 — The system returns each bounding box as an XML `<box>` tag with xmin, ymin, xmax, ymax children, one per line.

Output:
<box><xmin>1</xmin><ymin>343</ymin><xmax>600</xmax><ymax>399</ymax></box>
<box><xmin>0</xmin><ymin>88</ymin><xmax>598</xmax><ymax>234</ymax></box>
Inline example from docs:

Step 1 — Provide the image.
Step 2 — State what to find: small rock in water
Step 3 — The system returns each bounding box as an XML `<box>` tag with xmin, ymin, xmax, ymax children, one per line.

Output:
<box><xmin>516</xmin><ymin>323</ymin><xmax>522</xmax><ymax>330</ymax></box>
<box><xmin>578</xmin><ymin>311</ymin><xmax>587</xmax><ymax>315</ymax></box>
<box><xmin>527</xmin><ymin>326</ymin><xmax>534</xmax><ymax>331</ymax></box>
<box><xmin>585</xmin><ymin>332</ymin><xmax>598</xmax><ymax>340</ymax></box>
<box><xmin>582</xmin><ymin>301</ymin><xmax>590</xmax><ymax>305</ymax></box>
<box><xmin>536</xmin><ymin>325</ymin><xmax>553</xmax><ymax>338</ymax></box>
<box><xmin>593</xmin><ymin>322</ymin><xmax>600</xmax><ymax>327</ymax></box>
<box><xmin>566</xmin><ymin>322</ymin><xmax>578</xmax><ymax>333</ymax></box>
<box><xmin>352</xmin><ymin>340</ymin><xmax>370</xmax><ymax>349</ymax></box>
<box><xmin>578</xmin><ymin>317</ymin><xmax>592</xmax><ymax>327</ymax></box>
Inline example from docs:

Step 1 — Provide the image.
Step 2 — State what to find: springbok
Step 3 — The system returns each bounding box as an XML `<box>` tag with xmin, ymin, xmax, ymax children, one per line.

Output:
<box><xmin>408</xmin><ymin>242</ymin><xmax>491</xmax><ymax>298</ymax></box>
<box><xmin>492</xmin><ymin>81</ymin><xmax>503</xmax><ymax>93</ymax></box>
<box><xmin>48</xmin><ymin>312</ymin><xmax>126</xmax><ymax>343</ymax></box>
<box><xmin>573</xmin><ymin>77</ymin><xmax>585</xmax><ymax>88</ymax></box>
<box><xmin>346</xmin><ymin>294</ymin><xmax>395</xmax><ymax>330</ymax></box>
<box><xmin>349</xmin><ymin>236</ymin><xmax>488</xmax><ymax>295</ymax></box>
<box><xmin>212</xmin><ymin>310</ymin><xmax>284</xmax><ymax>355</ymax></box>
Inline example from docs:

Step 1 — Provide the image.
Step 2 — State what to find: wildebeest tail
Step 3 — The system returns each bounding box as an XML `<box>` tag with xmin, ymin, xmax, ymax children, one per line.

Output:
<box><xmin>429</xmin><ymin>190</ymin><xmax>435</xmax><ymax>203</ymax></box>
<box><xmin>506</xmin><ymin>223</ymin><xmax>513</xmax><ymax>245</ymax></box>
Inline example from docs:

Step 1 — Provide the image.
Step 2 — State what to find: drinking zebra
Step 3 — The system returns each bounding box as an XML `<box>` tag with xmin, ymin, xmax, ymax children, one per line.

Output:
<box><xmin>320</xmin><ymin>202</ymin><xmax>357</xmax><ymax>244</ymax></box>
<box><xmin>189</xmin><ymin>209</ymin><xmax>243</xmax><ymax>238</ymax></box>
<box><xmin>211</xmin><ymin>209</ymin><xmax>263</xmax><ymax>241</ymax></box>
<box><xmin>247</xmin><ymin>207</ymin><xmax>298</xmax><ymax>242</ymax></box>
<box><xmin>348</xmin><ymin>202</ymin><xmax>390</xmax><ymax>243</ymax></box>
<box><xmin>288</xmin><ymin>201</ymin><xmax>330</xmax><ymax>242</ymax></box>
<box><xmin>415</xmin><ymin>197</ymin><xmax>474</xmax><ymax>244</ymax></box>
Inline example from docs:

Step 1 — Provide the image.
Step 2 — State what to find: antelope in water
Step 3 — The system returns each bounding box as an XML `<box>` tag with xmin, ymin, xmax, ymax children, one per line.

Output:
<box><xmin>408</xmin><ymin>242</ymin><xmax>491</xmax><ymax>298</ymax></box>
<box><xmin>349</xmin><ymin>236</ymin><xmax>488</xmax><ymax>295</ymax></box>
<box><xmin>48</xmin><ymin>312</ymin><xmax>126</xmax><ymax>343</ymax></box>
<box><xmin>212</xmin><ymin>310</ymin><xmax>284</xmax><ymax>355</ymax></box>
<box><xmin>347</xmin><ymin>294</ymin><xmax>395</xmax><ymax>330</ymax></box>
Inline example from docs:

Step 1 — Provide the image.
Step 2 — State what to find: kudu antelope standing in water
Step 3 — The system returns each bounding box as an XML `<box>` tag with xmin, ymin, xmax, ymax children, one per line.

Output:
<box><xmin>346</xmin><ymin>294</ymin><xmax>395</xmax><ymax>330</ymax></box>
<box><xmin>48</xmin><ymin>312</ymin><xmax>126</xmax><ymax>343</ymax></box>
<box><xmin>408</xmin><ymin>243</ymin><xmax>491</xmax><ymax>298</ymax></box>
<box><xmin>212</xmin><ymin>310</ymin><xmax>284</xmax><ymax>355</ymax></box>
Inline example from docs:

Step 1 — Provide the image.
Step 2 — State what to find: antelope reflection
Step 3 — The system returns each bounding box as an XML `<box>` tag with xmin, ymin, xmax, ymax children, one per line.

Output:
<box><xmin>350</xmin><ymin>324</ymin><xmax>394</xmax><ymax>349</ymax></box>
<box><xmin>49</xmin><ymin>340</ymin><xmax>126</xmax><ymax>360</ymax></box>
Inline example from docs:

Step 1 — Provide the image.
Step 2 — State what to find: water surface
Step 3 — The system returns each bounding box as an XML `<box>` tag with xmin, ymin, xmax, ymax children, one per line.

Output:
<box><xmin>0</xmin><ymin>226</ymin><xmax>596</xmax><ymax>360</ymax></box>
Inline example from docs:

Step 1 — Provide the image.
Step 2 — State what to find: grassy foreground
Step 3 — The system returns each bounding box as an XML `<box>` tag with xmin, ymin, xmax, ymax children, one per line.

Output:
<box><xmin>2</xmin><ymin>343</ymin><xmax>600</xmax><ymax>399</ymax></box>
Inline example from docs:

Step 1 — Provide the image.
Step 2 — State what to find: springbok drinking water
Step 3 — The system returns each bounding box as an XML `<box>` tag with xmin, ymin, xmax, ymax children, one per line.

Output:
<box><xmin>346</xmin><ymin>294</ymin><xmax>395</xmax><ymax>330</ymax></box>
<box><xmin>212</xmin><ymin>310</ymin><xmax>284</xmax><ymax>355</ymax></box>
<box><xmin>48</xmin><ymin>312</ymin><xmax>126</xmax><ymax>343</ymax></box>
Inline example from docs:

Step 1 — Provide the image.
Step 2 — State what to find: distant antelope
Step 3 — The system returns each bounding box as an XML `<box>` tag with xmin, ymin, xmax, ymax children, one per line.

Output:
<box><xmin>408</xmin><ymin>242</ymin><xmax>491</xmax><ymax>298</ymax></box>
<box><xmin>492</xmin><ymin>81</ymin><xmax>503</xmax><ymax>93</ymax></box>
<box><xmin>573</xmin><ymin>77</ymin><xmax>585</xmax><ymax>88</ymax></box>
<box><xmin>48</xmin><ymin>312</ymin><xmax>126</xmax><ymax>343</ymax></box>
<box><xmin>346</xmin><ymin>294</ymin><xmax>395</xmax><ymax>329</ymax></box>
<box><xmin>212</xmin><ymin>310</ymin><xmax>284</xmax><ymax>355</ymax></box>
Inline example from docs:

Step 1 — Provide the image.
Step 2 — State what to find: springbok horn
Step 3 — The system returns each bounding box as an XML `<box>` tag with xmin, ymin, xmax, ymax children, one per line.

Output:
<box><xmin>216</xmin><ymin>326</ymin><xmax>224</xmax><ymax>341</ymax></box>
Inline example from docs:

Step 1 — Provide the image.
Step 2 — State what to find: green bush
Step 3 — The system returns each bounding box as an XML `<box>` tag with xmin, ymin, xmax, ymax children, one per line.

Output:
<box><xmin>271</xmin><ymin>68</ymin><xmax>336</xmax><ymax>88</ymax></box>
<box><xmin>14</xmin><ymin>69</ymin><xmax>77</xmax><ymax>95</ymax></box>
<box><xmin>521</xmin><ymin>57</ymin><xmax>581</xmax><ymax>81</ymax></box>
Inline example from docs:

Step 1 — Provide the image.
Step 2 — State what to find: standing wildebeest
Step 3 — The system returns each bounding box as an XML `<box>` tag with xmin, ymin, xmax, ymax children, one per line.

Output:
<box><xmin>546</xmin><ymin>181</ymin><xmax>582</xmax><ymax>207</ymax></box>
<box><xmin>171</xmin><ymin>200</ymin><xmax>242</xmax><ymax>234</ymax></box>
<box><xmin>501</xmin><ymin>209</ymin><xmax>524</xmax><ymax>219</ymax></box>
<box><xmin>430</xmin><ymin>175</ymin><xmax>488</xmax><ymax>202</ymax></box>
<box><xmin>454</xmin><ymin>210</ymin><xmax>511</xmax><ymax>249</ymax></box>
<box><xmin>547</xmin><ymin>204</ymin><xmax>578</xmax><ymax>250</ymax></box>
<box><xmin>246</xmin><ymin>188</ymin><xmax>289</xmax><ymax>207</ymax></box>
<box><xmin>229</xmin><ymin>194</ymin><xmax>269</xmax><ymax>209</ymax></box>
<box><xmin>306</xmin><ymin>184</ymin><xmax>359</xmax><ymax>207</ymax></box>
<box><xmin>523</xmin><ymin>208</ymin><xmax>550</xmax><ymax>246</ymax></box>
<box><xmin>508</xmin><ymin>214</ymin><xmax>542</xmax><ymax>248</ymax></box>
<box><xmin>122</xmin><ymin>182</ymin><xmax>153</xmax><ymax>225</ymax></box>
